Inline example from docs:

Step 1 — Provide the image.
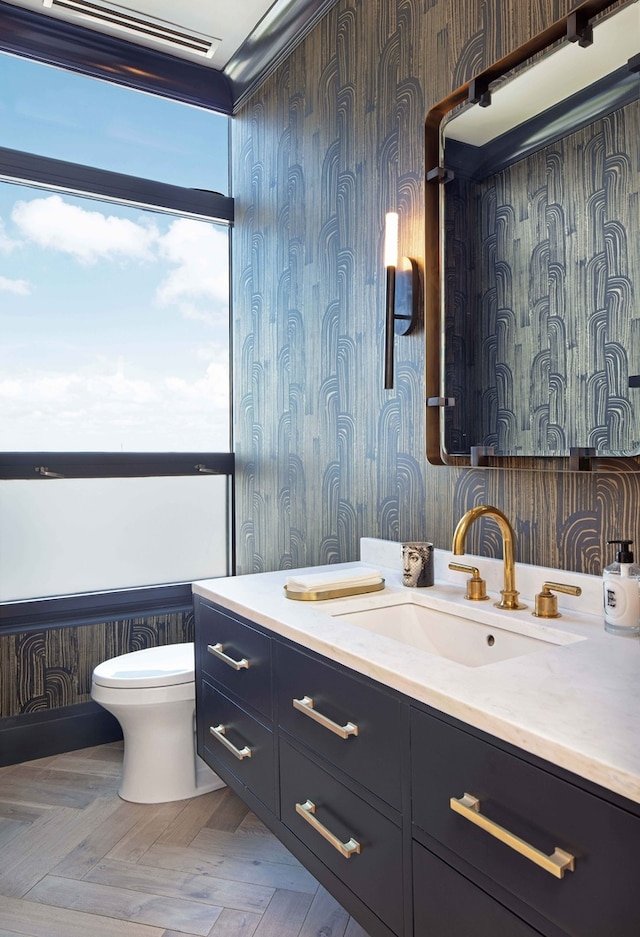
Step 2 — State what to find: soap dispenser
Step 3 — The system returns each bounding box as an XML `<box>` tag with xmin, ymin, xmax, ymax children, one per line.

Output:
<box><xmin>603</xmin><ymin>539</ymin><xmax>640</xmax><ymax>636</ymax></box>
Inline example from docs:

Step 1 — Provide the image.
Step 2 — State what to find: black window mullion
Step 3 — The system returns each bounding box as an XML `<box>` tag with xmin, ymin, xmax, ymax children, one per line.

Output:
<box><xmin>0</xmin><ymin>146</ymin><xmax>233</xmax><ymax>224</ymax></box>
<box><xmin>0</xmin><ymin>452</ymin><xmax>234</xmax><ymax>480</ymax></box>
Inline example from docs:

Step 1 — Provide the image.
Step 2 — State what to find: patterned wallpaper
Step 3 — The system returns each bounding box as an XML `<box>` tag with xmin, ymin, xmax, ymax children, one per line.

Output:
<box><xmin>231</xmin><ymin>0</ymin><xmax>640</xmax><ymax>579</ymax></box>
<box><xmin>0</xmin><ymin>612</ymin><xmax>193</xmax><ymax>718</ymax></box>
<box><xmin>445</xmin><ymin>99</ymin><xmax>640</xmax><ymax>458</ymax></box>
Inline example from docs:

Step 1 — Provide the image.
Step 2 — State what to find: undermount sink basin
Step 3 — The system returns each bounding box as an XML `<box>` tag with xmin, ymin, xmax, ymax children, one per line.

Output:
<box><xmin>331</xmin><ymin>598</ymin><xmax>584</xmax><ymax>667</ymax></box>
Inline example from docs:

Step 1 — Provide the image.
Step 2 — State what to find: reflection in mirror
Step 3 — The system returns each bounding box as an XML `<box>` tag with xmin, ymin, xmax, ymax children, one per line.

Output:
<box><xmin>434</xmin><ymin>1</ymin><xmax>640</xmax><ymax>464</ymax></box>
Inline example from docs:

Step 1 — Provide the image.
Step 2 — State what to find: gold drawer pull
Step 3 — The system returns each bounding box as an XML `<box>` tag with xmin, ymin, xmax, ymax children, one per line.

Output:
<box><xmin>208</xmin><ymin>642</ymin><xmax>249</xmax><ymax>670</ymax></box>
<box><xmin>295</xmin><ymin>800</ymin><xmax>361</xmax><ymax>858</ymax></box>
<box><xmin>450</xmin><ymin>793</ymin><xmax>575</xmax><ymax>879</ymax></box>
<box><xmin>209</xmin><ymin>724</ymin><xmax>252</xmax><ymax>760</ymax></box>
<box><xmin>293</xmin><ymin>696</ymin><xmax>358</xmax><ymax>738</ymax></box>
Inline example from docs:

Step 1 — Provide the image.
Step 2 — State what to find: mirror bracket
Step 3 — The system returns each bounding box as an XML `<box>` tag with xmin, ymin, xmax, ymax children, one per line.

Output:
<box><xmin>567</xmin><ymin>11</ymin><xmax>594</xmax><ymax>47</ymax></box>
<box><xmin>569</xmin><ymin>448</ymin><xmax>598</xmax><ymax>472</ymax></box>
<box><xmin>470</xmin><ymin>446</ymin><xmax>495</xmax><ymax>467</ymax></box>
<box><xmin>468</xmin><ymin>76</ymin><xmax>492</xmax><ymax>107</ymax></box>
<box><xmin>427</xmin><ymin>397</ymin><xmax>455</xmax><ymax>408</ymax></box>
<box><xmin>426</xmin><ymin>166</ymin><xmax>453</xmax><ymax>184</ymax></box>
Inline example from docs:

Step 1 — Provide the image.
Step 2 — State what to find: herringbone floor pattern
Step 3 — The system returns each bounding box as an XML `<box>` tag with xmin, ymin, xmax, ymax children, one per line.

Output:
<box><xmin>0</xmin><ymin>742</ymin><xmax>370</xmax><ymax>937</ymax></box>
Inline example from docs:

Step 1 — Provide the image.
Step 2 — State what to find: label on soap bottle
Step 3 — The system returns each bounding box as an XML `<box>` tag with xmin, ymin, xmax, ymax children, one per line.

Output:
<box><xmin>603</xmin><ymin>575</ymin><xmax>640</xmax><ymax>631</ymax></box>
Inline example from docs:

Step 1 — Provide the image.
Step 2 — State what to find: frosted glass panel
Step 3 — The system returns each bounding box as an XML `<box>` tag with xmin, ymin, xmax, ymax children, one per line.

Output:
<box><xmin>0</xmin><ymin>475</ymin><xmax>229</xmax><ymax>602</ymax></box>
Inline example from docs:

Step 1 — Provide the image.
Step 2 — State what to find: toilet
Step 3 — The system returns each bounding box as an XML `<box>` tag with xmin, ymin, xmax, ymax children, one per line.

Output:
<box><xmin>91</xmin><ymin>642</ymin><xmax>225</xmax><ymax>803</ymax></box>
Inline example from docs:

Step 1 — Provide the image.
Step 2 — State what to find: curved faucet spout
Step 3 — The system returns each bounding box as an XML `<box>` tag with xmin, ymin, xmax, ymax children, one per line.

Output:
<box><xmin>452</xmin><ymin>504</ymin><xmax>526</xmax><ymax>610</ymax></box>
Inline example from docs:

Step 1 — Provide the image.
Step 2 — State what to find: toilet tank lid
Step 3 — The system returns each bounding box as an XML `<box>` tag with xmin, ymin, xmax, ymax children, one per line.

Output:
<box><xmin>92</xmin><ymin>642</ymin><xmax>194</xmax><ymax>688</ymax></box>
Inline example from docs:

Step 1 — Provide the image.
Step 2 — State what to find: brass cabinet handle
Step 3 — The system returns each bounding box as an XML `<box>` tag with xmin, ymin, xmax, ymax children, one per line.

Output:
<box><xmin>450</xmin><ymin>793</ymin><xmax>575</xmax><ymax>879</ymax></box>
<box><xmin>208</xmin><ymin>642</ymin><xmax>249</xmax><ymax>670</ymax></box>
<box><xmin>295</xmin><ymin>800</ymin><xmax>361</xmax><ymax>858</ymax></box>
<box><xmin>209</xmin><ymin>724</ymin><xmax>252</xmax><ymax>760</ymax></box>
<box><xmin>292</xmin><ymin>696</ymin><xmax>358</xmax><ymax>738</ymax></box>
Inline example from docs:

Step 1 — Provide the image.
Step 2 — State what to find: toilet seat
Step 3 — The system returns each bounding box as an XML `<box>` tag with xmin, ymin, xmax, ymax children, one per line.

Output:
<box><xmin>92</xmin><ymin>642</ymin><xmax>194</xmax><ymax>689</ymax></box>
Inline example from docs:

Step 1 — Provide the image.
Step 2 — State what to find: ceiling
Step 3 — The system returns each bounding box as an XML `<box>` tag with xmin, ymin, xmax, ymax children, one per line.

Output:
<box><xmin>0</xmin><ymin>0</ymin><xmax>339</xmax><ymax>111</ymax></box>
<box><xmin>4</xmin><ymin>0</ymin><xmax>279</xmax><ymax>70</ymax></box>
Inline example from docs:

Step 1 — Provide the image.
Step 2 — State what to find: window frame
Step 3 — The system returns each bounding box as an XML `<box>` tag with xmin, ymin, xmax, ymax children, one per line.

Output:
<box><xmin>0</xmin><ymin>37</ymin><xmax>235</xmax><ymax>620</ymax></box>
<box><xmin>0</xmin><ymin>452</ymin><xmax>235</xmax><ymax>481</ymax></box>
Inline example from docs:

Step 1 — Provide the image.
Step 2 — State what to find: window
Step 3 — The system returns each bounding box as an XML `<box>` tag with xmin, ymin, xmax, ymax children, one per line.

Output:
<box><xmin>0</xmin><ymin>52</ymin><xmax>234</xmax><ymax>610</ymax></box>
<box><xmin>0</xmin><ymin>51</ymin><xmax>229</xmax><ymax>191</ymax></box>
<box><xmin>0</xmin><ymin>184</ymin><xmax>229</xmax><ymax>453</ymax></box>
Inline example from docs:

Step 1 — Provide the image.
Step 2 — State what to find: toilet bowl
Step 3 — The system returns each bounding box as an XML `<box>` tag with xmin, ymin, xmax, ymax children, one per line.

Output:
<box><xmin>91</xmin><ymin>642</ymin><xmax>225</xmax><ymax>803</ymax></box>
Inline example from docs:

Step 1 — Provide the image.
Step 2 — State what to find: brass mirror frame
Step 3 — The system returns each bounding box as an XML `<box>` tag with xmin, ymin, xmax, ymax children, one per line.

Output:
<box><xmin>425</xmin><ymin>0</ymin><xmax>638</xmax><ymax>472</ymax></box>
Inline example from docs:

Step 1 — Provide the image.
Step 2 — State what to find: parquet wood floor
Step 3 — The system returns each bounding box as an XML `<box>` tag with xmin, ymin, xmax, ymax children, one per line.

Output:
<box><xmin>0</xmin><ymin>742</ymin><xmax>371</xmax><ymax>937</ymax></box>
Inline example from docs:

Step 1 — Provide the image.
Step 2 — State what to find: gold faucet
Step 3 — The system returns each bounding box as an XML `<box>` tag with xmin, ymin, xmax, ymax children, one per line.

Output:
<box><xmin>452</xmin><ymin>505</ymin><xmax>526</xmax><ymax>610</ymax></box>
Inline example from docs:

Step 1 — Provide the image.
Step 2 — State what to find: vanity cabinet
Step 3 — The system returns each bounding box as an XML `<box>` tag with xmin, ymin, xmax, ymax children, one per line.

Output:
<box><xmin>276</xmin><ymin>642</ymin><xmax>405</xmax><ymax>933</ymax></box>
<box><xmin>413</xmin><ymin>841</ymin><xmax>543</xmax><ymax>937</ymax></box>
<box><xmin>194</xmin><ymin>595</ymin><xmax>640</xmax><ymax>937</ymax></box>
<box><xmin>276</xmin><ymin>641</ymin><xmax>404</xmax><ymax>810</ymax></box>
<box><xmin>198</xmin><ymin>602</ymin><xmax>273</xmax><ymax>716</ymax></box>
<box><xmin>280</xmin><ymin>737</ymin><xmax>404</xmax><ymax>935</ymax></box>
<box><xmin>195</xmin><ymin>600</ymin><xmax>276</xmax><ymax>814</ymax></box>
<box><xmin>411</xmin><ymin>709</ymin><xmax>640</xmax><ymax>937</ymax></box>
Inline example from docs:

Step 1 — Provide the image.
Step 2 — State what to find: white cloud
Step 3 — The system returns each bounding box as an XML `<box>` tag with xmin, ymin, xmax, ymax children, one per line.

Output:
<box><xmin>0</xmin><ymin>359</ymin><xmax>228</xmax><ymax>451</ymax></box>
<box><xmin>0</xmin><ymin>373</ymin><xmax>81</xmax><ymax>402</ymax></box>
<box><xmin>6</xmin><ymin>197</ymin><xmax>228</xmax><ymax>324</ymax></box>
<box><xmin>165</xmin><ymin>357</ymin><xmax>229</xmax><ymax>408</ymax></box>
<box><xmin>156</xmin><ymin>219</ymin><xmax>228</xmax><ymax>321</ymax></box>
<box><xmin>11</xmin><ymin>195</ymin><xmax>158</xmax><ymax>264</ymax></box>
<box><xmin>86</xmin><ymin>369</ymin><xmax>159</xmax><ymax>405</ymax></box>
<box><xmin>0</xmin><ymin>219</ymin><xmax>21</xmax><ymax>254</ymax></box>
<box><xmin>0</xmin><ymin>276</ymin><xmax>30</xmax><ymax>295</ymax></box>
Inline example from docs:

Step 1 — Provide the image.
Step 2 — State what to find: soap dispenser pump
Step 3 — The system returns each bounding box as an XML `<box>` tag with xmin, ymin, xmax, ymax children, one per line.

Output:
<box><xmin>603</xmin><ymin>539</ymin><xmax>640</xmax><ymax>636</ymax></box>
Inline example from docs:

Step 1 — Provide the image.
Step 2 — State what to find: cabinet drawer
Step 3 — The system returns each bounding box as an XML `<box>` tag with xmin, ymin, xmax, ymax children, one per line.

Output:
<box><xmin>277</xmin><ymin>642</ymin><xmax>403</xmax><ymax>809</ymax></box>
<box><xmin>280</xmin><ymin>737</ymin><xmax>403</xmax><ymax>936</ymax></box>
<box><xmin>200</xmin><ymin>679</ymin><xmax>275</xmax><ymax>812</ymax></box>
<box><xmin>196</xmin><ymin>601</ymin><xmax>272</xmax><ymax>718</ymax></box>
<box><xmin>414</xmin><ymin>841</ymin><xmax>543</xmax><ymax>937</ymax></box>
<box><xmin>411</xmin><ymin>708</ymin><xmax>640</xmax><ymax>937</ymax></box>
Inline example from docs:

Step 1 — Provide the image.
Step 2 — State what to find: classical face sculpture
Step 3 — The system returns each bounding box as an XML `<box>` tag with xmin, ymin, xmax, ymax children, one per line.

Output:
<box><xmin>403</xmin><ymin>546</ymin><xmax>425</xmax><ymax>587</ymax></box>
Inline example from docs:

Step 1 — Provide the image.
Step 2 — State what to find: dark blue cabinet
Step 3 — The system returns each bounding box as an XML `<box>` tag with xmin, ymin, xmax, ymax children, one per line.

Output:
<box><xmin>194</xmin><ymin>595</ymin><xmax>640</xmax><ymax>937</ymax></box>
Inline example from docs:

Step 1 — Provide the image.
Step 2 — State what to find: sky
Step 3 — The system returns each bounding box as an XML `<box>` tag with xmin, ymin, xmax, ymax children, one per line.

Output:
<box><xmin>0</xmin><ymin>52</ymin><xmax>231</xmax><ymax>453</ymax></box>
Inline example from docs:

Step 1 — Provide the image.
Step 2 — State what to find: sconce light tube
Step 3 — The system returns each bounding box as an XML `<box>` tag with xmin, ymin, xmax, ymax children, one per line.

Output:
<box><xmin>384</xmin><ymin>212</ymin><xmax>398</xmax><ymax>267</ymax></box>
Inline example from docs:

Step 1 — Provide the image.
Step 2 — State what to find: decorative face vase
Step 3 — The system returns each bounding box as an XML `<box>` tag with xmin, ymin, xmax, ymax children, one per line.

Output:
<box><xmin>402</xmin><ymin>542</ymin><xmax>434</xmax><ymax>588</ymax></box>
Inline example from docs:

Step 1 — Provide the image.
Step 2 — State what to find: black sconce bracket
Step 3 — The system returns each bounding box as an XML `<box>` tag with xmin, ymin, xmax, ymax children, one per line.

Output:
<box><xmin>384</xmin><ymin>257</ymin><xmax>421</xmax><ymax>390</ymax></box>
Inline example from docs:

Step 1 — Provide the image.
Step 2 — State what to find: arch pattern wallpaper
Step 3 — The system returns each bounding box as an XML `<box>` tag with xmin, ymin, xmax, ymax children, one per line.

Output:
<box><xmin>232</xmin><ymin>0</ymin><xmax>640</xmax><ymax>579</ymax></box>
<box><xmin>0</xmin><ymin>612</ymin><xmax>193</xmax><ymax>718</ymax></box>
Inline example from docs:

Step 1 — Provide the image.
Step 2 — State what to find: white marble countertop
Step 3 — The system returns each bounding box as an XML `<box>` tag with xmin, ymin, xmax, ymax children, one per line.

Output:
<box><xmin>193</xmin><ymin>539</ymin><xmax>640</xmax><ymax>806</ymax></box>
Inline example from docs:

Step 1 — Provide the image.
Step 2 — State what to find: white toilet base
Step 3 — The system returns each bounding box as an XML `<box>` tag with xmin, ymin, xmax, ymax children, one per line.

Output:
<box><xmin>91</xmin><ymin>643</ymin><xmax>226</xmax><ymax>804</ymax></box>
<box><xmin>93</xmin><ymin>684</ymin><xmax>225</xmax><ymax>803</ymax></box>
<box><xmin>119</xmin><ymin>751</ymin><xmax>225</xmax><ymax>804</ymax></box>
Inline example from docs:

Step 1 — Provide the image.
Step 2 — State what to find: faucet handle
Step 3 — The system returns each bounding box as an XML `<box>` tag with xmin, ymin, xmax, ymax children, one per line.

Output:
<box><xmin>534</xmin><ymin>581</ymin><xmax>582</xmax><ymax>619</ymax></box>
<box><xmin>448</xmin><ymin>562</ymin><xmax>489</xmax><ymax>601</ymax></box>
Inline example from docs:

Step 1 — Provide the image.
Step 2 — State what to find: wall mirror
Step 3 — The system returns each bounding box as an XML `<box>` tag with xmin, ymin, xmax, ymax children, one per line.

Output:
<box><xmin>425</xmin><ymin>0</ymin><xmax>640</xmax><ymax>470</ymax></box>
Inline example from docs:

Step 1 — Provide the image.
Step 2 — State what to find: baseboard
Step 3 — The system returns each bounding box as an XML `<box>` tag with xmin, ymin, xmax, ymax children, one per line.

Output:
<box><xmin>0</xmin><ymin>702</ymin><xmax>123</xmax><ymax>766</ymax></box>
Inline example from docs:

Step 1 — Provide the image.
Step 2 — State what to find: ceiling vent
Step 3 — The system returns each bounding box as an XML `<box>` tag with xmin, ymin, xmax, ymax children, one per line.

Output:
<box><xmin>42</xmin><ymin>0</ymin><xmax>220</xmax><ymax>58</ymax></box>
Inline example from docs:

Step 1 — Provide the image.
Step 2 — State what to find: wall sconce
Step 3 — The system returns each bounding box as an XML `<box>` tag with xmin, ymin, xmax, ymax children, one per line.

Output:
<box><xmin>384</xmin><ymin>211</ymin><xmax>420</xmax><ymax>389</ymax></box>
